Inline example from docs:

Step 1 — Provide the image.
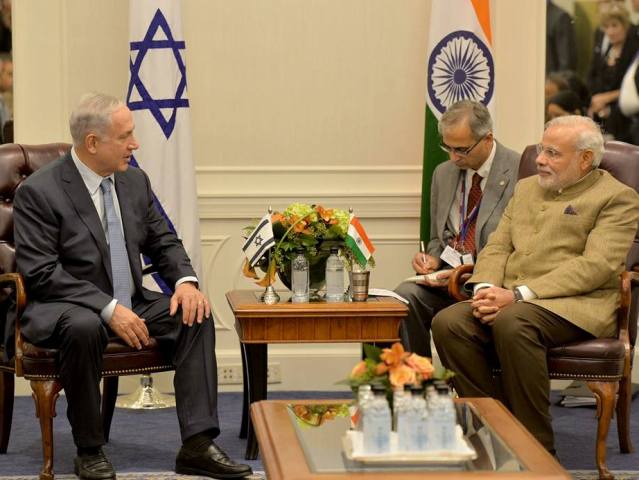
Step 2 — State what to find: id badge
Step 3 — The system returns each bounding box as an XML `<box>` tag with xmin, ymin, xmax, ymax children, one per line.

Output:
<box><xmin>461</xmin><ymin>253</ymin><xmax>474</xmax><ymax>265</ymax></box>
<box><xmin>440</xmin><ymin>245</ymin><xmax>462</xmax><ymax>268</ymax></box>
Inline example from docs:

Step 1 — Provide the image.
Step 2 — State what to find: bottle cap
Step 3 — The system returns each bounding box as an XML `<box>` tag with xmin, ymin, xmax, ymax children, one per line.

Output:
<box><xmin>371</xmin><ymin>383</ymin><xmax>386</xmax><ymax>394</ymax></box>
<box><xmin>295</xmin><ymin>247</ymin><xmax>305</xmax><ymax>254</ymax></box>
<box><xmin>410</xmin><ymin>384</ymin><xmax>424</xmax><ymax>394</ymax></box>
<box><xmin>330</xmin><ymin>246</ymin><xmax>339</xmax><ymax>254</ymax></box>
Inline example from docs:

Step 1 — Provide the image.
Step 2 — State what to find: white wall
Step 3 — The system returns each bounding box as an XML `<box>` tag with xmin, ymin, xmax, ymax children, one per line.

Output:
<box><xmin>12</xmin><ymin>0</ymin><xmax>547</xmax><ymax>395</ymax></box>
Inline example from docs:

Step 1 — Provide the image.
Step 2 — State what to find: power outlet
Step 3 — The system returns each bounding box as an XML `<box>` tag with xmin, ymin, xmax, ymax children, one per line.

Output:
<box><xmin>217</xmin><ymin>363</ymin><xmax>282</xmax><ymax>385</ymax></box>
<box><xmin>267</xmin><ymin>363</ymin><xmax>282</xmax><ymax>384</ymax></box>
<box><xmin>217</xmin><ymin>365</ymin><xmax>242</xmax><ymax>385</ymax></box>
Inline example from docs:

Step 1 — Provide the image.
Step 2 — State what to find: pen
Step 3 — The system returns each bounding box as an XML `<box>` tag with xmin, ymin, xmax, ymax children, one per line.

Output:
<box><xmin>420</xmin><ymin>240</ymin><xmax>426</xmax><ymax>266</ymax></box>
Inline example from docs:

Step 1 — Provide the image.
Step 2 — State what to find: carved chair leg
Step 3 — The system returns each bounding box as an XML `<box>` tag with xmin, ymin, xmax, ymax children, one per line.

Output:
<box><xmin>587</xmin><ymin>381</ymin><xmax>617</xmax><ymax>480</ymax></box>
<box><xmin>616</xmin><ymin>374</ymin><xmax>634</xmax><ymax>454</ymax></box>
<box><xmin>0</xmin><ymin>371</ymin><xmax>14</xmax><ymax>453</ymax></box>
<box><xmin>31</xmin><ymin>380</ymin><xmax>62</xmax><ymax>480</ymax></box>
<box><xmin>101</xmin><ymin>376</ymin><xmax>119</xmax><ymax>443</ymax></box>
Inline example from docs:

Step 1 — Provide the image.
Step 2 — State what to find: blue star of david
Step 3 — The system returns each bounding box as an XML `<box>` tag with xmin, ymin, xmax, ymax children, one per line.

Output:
<box><xmin>254</xmin><ymin>235</ymin><xmax>264</xmax><ymax>247</ymax></box>
<box><xmin>127</xmin><ymin>8</ymin><xmax>189</xmax><ymax>139</ymax></box>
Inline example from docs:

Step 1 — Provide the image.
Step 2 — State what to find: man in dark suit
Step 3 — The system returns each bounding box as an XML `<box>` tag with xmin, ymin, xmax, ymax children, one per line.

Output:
<box><xmin>13</xmin><ymin>93</ymin><xmax>252</xmax><ymax>480</ymax></box>
<box><xmin>395</xmin><ymin>100</ymin><xmax>520</xmax><ymax>357</ymax></box>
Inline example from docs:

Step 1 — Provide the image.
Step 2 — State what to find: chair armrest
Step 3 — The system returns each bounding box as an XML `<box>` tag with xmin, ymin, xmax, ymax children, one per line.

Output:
<box><xmin>0</xmin><ymin>272</ymin><xmax>26</xmax><ymax>376</ymax></box>
<box><xmin>618</xmin><ymin>270</ymin><xmax>639</xmax><ymax>378</ymax></box>
<box><xmin>447</xmin><ymin>264</ymin><xmax>475</xmax><ymax>301</ymax></box>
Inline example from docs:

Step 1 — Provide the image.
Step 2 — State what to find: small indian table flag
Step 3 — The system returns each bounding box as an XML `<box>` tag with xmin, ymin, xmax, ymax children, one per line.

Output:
<box><xmin>345</xmin><ymin>215</ymin><xmax>375</xmax><ymax>268</ymax></box>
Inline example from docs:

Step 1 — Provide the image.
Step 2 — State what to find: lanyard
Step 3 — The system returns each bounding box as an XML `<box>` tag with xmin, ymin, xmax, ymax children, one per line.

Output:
<box><xmin>457</xmin><ymin>174</ymin><xmax>483</xmax><ymax>245</ymax></box>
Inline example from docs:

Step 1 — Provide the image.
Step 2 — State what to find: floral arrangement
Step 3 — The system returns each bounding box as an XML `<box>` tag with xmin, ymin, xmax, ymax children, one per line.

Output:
<box><xmin>345</xmin><ymin>343</ymin><xmax>454</xmax><ymax>392</ymax></box>
<box><xmin>242</xmin><ymin>203</ymin><xmax>374</xmax><ymax>286</ymax></box>
<box><xmin>289</xmin><ymin>403</ymin><xmax>350</xmax><ymax>428</ymax></box>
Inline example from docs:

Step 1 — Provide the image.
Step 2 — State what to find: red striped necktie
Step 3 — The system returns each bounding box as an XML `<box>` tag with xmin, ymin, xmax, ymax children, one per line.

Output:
<box><xmin>461</xmin><ymin>173</ymin><xmax>483</xmax><ymax>254</ymax></box>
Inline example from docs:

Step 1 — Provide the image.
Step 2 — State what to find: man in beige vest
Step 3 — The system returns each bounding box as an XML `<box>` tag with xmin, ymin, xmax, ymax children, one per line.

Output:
<box><xmin>432</xmin><ymin>115</ymin><xmax>639</xmax><ymax>453</ymax></box>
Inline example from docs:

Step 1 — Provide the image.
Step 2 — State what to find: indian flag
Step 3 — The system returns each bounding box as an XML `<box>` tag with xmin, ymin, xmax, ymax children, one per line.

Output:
<box><xmin>420</xmin><ymin>0</ymin><xmax>495</xmax><ymax>241</ymax></box>
<box><xmin>345</xmin><ymin>215</ymin><xmax>375</xmax><ymax>268</ymax></box>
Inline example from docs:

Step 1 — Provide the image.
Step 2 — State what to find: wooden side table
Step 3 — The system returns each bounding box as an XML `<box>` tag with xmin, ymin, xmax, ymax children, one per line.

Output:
<box><xmin>225</xmin><ymin>290</ymin><xmax>408</xmax><ymax>459</ymax></box>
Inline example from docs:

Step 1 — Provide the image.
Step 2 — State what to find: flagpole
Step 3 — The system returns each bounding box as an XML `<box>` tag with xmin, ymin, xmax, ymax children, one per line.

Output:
<box><xmin>260</xmin><ymin>206</ymin><xmax>280</xmax><ymax>304</ymax></box>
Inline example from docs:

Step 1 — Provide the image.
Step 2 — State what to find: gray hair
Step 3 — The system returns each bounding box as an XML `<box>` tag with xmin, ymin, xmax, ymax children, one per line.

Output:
<box><xmin>69</xmin><ymin>92</ymin><xmax>125</xmax><ymax>147</ymax></box>
<box><xmin>544</xmin><ymin>115</ymin><xmax>604</xmax><ymax>167</ymax></box>
<box><xmin>438</xmin><ymin>100</ymin><xmax>493</xmax><ymax>141</ymax></box>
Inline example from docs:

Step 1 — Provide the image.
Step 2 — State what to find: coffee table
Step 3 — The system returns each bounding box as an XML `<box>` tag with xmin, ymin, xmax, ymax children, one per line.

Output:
<box><xmin>225</xmin><ymin>290</ymin><xmax>408</xmax><ymax>459</ymax></box>
<box><xmin>251</xmin><ymin>398</ymin><xmax>572</xmax><ymax>479</ymax></box>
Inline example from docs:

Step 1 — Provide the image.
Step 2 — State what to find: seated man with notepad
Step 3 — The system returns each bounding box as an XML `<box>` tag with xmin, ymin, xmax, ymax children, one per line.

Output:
<box><xmin>394</xmin><ymin>100</ymin><xmax>520</xmax><ymax>358</ymax></box>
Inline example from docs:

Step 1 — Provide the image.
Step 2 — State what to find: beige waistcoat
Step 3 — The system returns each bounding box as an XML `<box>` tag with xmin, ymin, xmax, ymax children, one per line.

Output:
<box><xmin>470</xmin><ymin>170</ymin><xmax>639</xmax><ymax>337</ymax></box>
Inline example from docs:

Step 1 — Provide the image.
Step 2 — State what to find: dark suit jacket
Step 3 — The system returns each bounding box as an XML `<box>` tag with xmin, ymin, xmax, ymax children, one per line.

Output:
<box><xmin>427</xmin><ymin>141</ymin><xmax>520</xmax><ymax>260</ymax></box>
<box><xmin>12</xmin><ymin>152</ymin><xmax>196</xmax><ymax>345</ymax></box>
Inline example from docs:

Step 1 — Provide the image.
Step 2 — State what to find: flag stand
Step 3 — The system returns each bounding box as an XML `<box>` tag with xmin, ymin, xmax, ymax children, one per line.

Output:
<box><xmin>260</xmin><ymin>284</ymin><xmax>280</xmax><ymax>304</ymax></box>
<box><xmin>259</xmin><ymin>206</ymin><xmax>280</xmax><ymax>304</ymax></box>
<box><xmin>115</xmin><ymin>374</ymin><xmax>176</xmax><ymax>409</ymax></box>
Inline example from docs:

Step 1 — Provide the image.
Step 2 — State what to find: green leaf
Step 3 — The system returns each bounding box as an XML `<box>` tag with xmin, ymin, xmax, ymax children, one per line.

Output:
<box><xmin>362</xmin><ymin>343</ymin><xmax>383</xmax><ymax>362</ymax></box>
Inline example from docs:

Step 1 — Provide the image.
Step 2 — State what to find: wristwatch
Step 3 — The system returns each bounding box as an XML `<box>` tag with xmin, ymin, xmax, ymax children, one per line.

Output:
<box><xmin>512</xmin><ymin>287</ymin><xmax>524</xmax><ymax>303</ymax></box>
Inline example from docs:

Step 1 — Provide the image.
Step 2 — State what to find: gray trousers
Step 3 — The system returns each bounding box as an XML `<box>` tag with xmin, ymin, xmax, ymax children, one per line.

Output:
<box><xmin>431</xmin><ymin>301</ymin><xmax>593</xmax><ymax>451</ymax></box>
<box><xmin>41</xmin><ymin>295</ymin><xmax>220</xmax><ymax>448</ymax></box>
<box><xmin>394</xmin><ymin>281</ymin><xmax>455</xmax><ymax>358</ymax></box>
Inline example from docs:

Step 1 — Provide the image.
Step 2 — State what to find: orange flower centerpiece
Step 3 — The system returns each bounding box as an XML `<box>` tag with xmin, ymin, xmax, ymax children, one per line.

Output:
<box><xmin>344</xmin><ymin>343</ymin><xmax>453</xmax><ymax>399</ymax></box>
<box><xmin>242</xmin><ymin>203</ymin><xmax>375</xmax><ymax>291</ymax></box>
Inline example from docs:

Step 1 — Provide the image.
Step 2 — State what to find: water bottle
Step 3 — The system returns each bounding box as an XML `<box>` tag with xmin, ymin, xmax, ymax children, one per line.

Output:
<box><xmin>436</xmin><ymin>384</ymin><xmax>457</xmax><ymax>449</ymax></box>
<box><xmin>362</xmin><ymin>385</ymin><xmax>391</xmax><ymax>453</ymax></box>
<box><xmin>394</xmin><ymin>386</ymin><xmax>414</xmax><ymax>451</ymax></box>
<box><xmin>291</xmin><ymin>247</ymin><xmax>309</xmax><ymax>303</ymax></box>
<box><xmin>410</xmin><ymin>384</ymin><xmax>429</xmax><ymax>451</ymax></box>
<box><xmin>425</xmin><ymin>385</ymin><xmax>442</xmax><ymax>450</ymax></box>
<box><xmin>355</xmin><ymin>384</ymin><xmax>374</xmax><ymax>431</ymax></box>
<box><xmin>325</xmin><ymin>246</ymin><xmax>344</xmax><ymax>302</ymax></box>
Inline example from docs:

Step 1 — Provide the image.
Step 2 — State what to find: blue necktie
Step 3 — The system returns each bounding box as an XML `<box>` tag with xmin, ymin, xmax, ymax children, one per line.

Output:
<box><xmin>100</xmin><ymin>178</ymin><xmax>132</xmax><ymax>309</ymax></box>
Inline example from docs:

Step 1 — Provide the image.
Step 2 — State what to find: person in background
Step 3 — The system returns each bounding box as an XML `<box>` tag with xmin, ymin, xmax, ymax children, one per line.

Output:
<box><xmin>545</xmin><ymin>70</ymin><xmax>590</xmax><ymax>113</ymax></box>
<box><xmin>546</xmin><ymin>0</ymin><xmax>577</xmax><ymax>75</ymax></box>
<box><xmin>0</xmin><ymin>54</ymin><xmax>12</xmax><ymax>118</ymax></box>
<box><xmin>587</xmin><ymin>3</ymin><xmax>639</xmax><ymax>141</ymax></box>
<box><xmin>0</xmin><ymin>0</ymin><xmax>10</xmax><ymax>54</ymax></box>
<box><xmin>394</xmin><ymin>100</ymin><xmax>520</xmax><ymax>358</ymax></box>
<box><xmin>546</xmin><ymin>90</ymin><xmax>585</xmax><ymax>121</ymax></box>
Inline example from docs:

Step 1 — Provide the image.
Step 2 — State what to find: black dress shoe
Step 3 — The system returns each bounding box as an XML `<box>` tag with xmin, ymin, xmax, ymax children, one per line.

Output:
<box><xmin>175</xmin><ymin>440</ymin><xmax>253</xmax><ymax>479</ymax></box>
<box><xmin>73</xmin><ymin>448</ymin><xmax>116</xmax><ymax>480</ymax></box>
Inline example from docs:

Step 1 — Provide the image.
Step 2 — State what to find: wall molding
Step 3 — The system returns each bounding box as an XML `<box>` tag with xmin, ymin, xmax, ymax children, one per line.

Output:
<box><xmin>197</xmin><ymin>192</ymin><xmax>421</xmax><ymax>219</ymax></box>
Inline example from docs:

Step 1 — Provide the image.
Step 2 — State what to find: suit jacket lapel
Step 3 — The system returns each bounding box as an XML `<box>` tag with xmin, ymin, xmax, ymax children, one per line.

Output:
<box><xmin>438</xmin><ymin>166</ymin><xmax>462</xmax><ymax>240</ymax></box>
<box><xmin>476</xmin><ymin>142</ymin><xmax>512</xmax><ymax>243</ymax></box>
<box><xmin>60</xmin><ymin>154</ymin><xmax>112</xmax><ymax>284</ymax></box>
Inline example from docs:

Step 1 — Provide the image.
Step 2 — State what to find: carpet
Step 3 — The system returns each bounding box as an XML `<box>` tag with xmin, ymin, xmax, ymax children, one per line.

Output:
<box><xmin>0</xmin><ymin>475</ymin><xmax>265</xmax><ymax>480</ymax></box>
<box><xmin>1</xmin><ymin>391</ymin><xmax>638</xmax><ymax>478</ymax></box>
<box><xmin>0</xmin><ymin>471</ymin><xmax>637</xmax><ymax>479</ymax></box>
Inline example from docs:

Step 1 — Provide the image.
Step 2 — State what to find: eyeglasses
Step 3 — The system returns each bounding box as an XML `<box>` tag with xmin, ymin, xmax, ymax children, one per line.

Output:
<box><xmin>440</xmin><ymin>134</ymin><xmax>486</xmax><ymax>157</ymax></box>
<box><xmin>535</xmin><ymin>143</ymin><xmax>563</xmax><ymax>159</ymax></box>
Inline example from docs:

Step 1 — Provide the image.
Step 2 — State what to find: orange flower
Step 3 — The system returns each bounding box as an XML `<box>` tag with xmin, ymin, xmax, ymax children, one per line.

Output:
<box><xmin>389</xmin><ymin>364</ymin><xmax>416</xmax><ymax>388</ymax></box>
<box><xmin>350</xmin><ymin>360</ymin><xmax>367</xmax><ymax>379</ymax></box>
<box><xmin>316</xmin><ymin>205</ymin><xmax>337</xmax><ymax>224</ymax></box>
<box><xmin>406</xmin><ymin>353</ymin><xmax>435</xmax><ymax>380</ymax></box>
<box><xmin>380</xmin><ymin>342</ymin><xmax>409</xmax><ymax>368</ymax></box>
<box><xmin>289</xmin><ymin>215</ymin><xmax>312</xmax><ymax>234</ymax></box>
<box><xmin>271</xmin><ymin>212</ymin><xmax>286</xmax><ymax>225</ymax></box>
<box><xmin>375</xmin><ymin>363</ymin><xmax>389</xmax><ymax>375</ymax></box>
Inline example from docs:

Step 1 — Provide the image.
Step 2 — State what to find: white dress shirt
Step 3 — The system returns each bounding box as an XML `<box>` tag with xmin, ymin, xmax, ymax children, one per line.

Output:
<box><xmin>447</xmin><ymin>140</ymin><xmax>497</xmax><ymax>235</ymax></box>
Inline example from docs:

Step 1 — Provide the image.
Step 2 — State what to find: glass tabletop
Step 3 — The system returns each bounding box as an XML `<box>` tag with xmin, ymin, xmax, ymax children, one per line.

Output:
<box><xmin>287</xmin><ymin>401</ymin><xmax>526</xmax><ymax>474</ymax></box>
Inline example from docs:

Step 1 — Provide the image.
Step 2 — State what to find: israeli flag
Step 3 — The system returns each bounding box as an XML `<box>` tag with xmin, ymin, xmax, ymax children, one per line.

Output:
<box><xmin>242</xmin><ymin>214</ymin><xmax>275</xmax><ymax>268</ymax></box>
<box><xmin>127</xmin><ymin>0</ymin><xmax>201</xmax><ymax>292</ymax></box>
